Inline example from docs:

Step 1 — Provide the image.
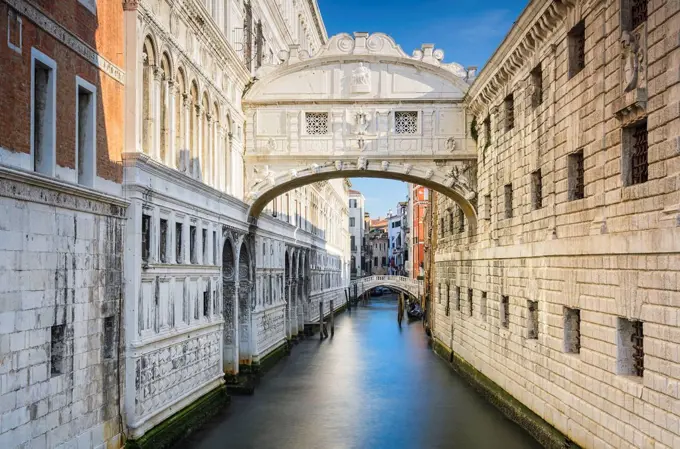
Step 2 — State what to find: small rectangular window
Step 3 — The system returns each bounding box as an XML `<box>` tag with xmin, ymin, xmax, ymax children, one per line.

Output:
<box><xmin>32</xmin><ymin>49</ymin><xmax>57</xmax><ymax>176</ymax></box>
<box><xmin>531</xmin><ymin>64</ymin><xmax>543</xmax><ymax>108</ymax></box>
<box><xmin>458</xmin><ymin>209</ymin><xmax>465</xmax><ymax>233</ymax></box>
<box><xmin>190</xmin><ymin>225</ymin><xmax>197</xmax><ymax>264</ymax></box>
<box><xmin>467</xmin><ymin>288</ymin><xmax>473</xmax><ymax>317</ymax></box>
<box><xmin>455</xmin><ymin>286</ymin><xmax>461</xmax><ymax>311</ymax></box>
<box><xmin>568</xmin><ymin>20</ymin><xmax>586</xmax><ymax>78</ymax></box>
<box><xmin>448</xmin><ymin>211</ymin><xmax>454</xmax><ymax>235</ymax></box>
<box><xmin>50</xmin><ymin>324</ymin><xmax>65</xmax><ymax>376</ymax></box>
<box><xmin>159</xmin><ymin>219</ymin><xmax>168</xmax><ymax>263</ymax></box>
<box><xmin>484</xmin><ymin>116</ymin><xmax>491</xmax><ymax>143</ymax></box>
<box><xmin>350</xmin><ymin>217</ymin><xmax>355</xmax><ymax>227</ymax></box>
<box><xmin>76</xmin><ymin>78</ymin><xmax>96</xmax><ymax>187</ymax></box>
<box><xmin>7</xmin><ymin>8</ymin><xmax>22</xmax><ymax>53</ymax></box>
<box><xmin>527</xmin><ymin>300</ymin><xmax>539</xmax><ymax>339</ymax></box>
<box><xmin>213</xmin><ymin>231</ymin><xmax>218</xmax><ymax>265</ymax></box>
<box><xmin>305</xmin><ymin>112</ymin><xmax>328</xmax><ymax>135</ymax></box>
<box><xmin>504</xmin><ymin>94</ymin><xmax>514</xmax><ymax>132</ymax></box>
<box><xmin>564</xmin><ymin>307</ymin><xmax>581</xmax><ymax>354</ymax></box>
<box><xmin>531</xmin><ymin>169</ymin><xmax>543</xmax><ymax>210</ymax></box>
<box><xmin>504</xmin><ymin>184</ymin><xmax>513</xmax><ymax>219</ymax></box>
<box><xmin>484</xmin><ymin>194</ymin><xmax>492</xmax><ymax>220</ymax></box>
<box><xmin>623</xmin><ymin>120</ymin><xmax>648</xmax><ymax>186</ymax></box>
<box><xmin>481</xmin><ymin>292</ymin><xmax>487</xmax><ymax>319</ymax></box>
<box><xmin>568</xmin><ymin>150</ymin><xmax>585</xmax><ymax>201</ymax></box>
<box><xmin>395</xmin><ymin>111</ymin><xmax>418</xmax><ymax>134</ymax></box>
<box><xmin>203</xmin><ymin>290</ymin><xmax>210</xmax><ymax>318</ymax></box>
<box><xmin>501</xmin><ymin>295</ymin><xmax>510</xmax><ymax>328</ymax></box>
<box><xmin>202</xmin><ymin>228</ymin><xmax>208</xmax><ymax>263</ymax></box>
<box><xmin>617</xmin><ymin>318</ymin><xmax>644</xmax><ymax>377</ymax></box>
<box><xmin>103</xmin><ymin>316</ymin><xmax>115</xmax><ymax>360</ymax></box>
<box><xmin>630</xmin><ymin>0</ymin><xmax>648</xmax><ymax>30</ymax></box>
<box><xmin>141</xmin><ymin>214</ymin><xmax>151</xmax><ymax>263</ymax></box>
<box><xmin>445</xmin><ymin>284</ymin><xmax>450</xmax><ymax>316</ymax></box>
<box><xmin>175</xmin><ymin>222</ymin><xmax>183</xmax><ymax>263</ymax></box>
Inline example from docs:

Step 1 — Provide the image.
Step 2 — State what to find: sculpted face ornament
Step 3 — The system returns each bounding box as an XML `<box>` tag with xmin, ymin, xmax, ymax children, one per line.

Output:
<box><xmin>310</xmin><ymin>163</ymin><xmax>321</xmax><ymax>174</ymax></box>
<box><xmin>289</xmin><ymin>169</ymin><xmax>298</xmax><ymax>178</ymax></box>
<box><xmin>334</xmin><ymin>160</ymin><xmax>344</xmax><ymax>171</ymax></box>
<box><xmin>357</xmin><ymin>157</ymin><xmax>367</xmax><ymax>170</ymax></box>
<box><xmin>381</xmin><ymin>161</ymin><xmax>390</xmax><ymax>171</ymax></box>
<box><xmin>424</xmin><ymin>169</ymin><xmax>434</xmax><ymax>179</ymax></box>
<box><xmin>446</xmin><ymin>137</ymin><xmax>456</xmax><ymax>152</ymax></box>
<box><xmin>403</xmin><ymin>164</ymin><xmax>413</xmax><ymax>175</ymax></box>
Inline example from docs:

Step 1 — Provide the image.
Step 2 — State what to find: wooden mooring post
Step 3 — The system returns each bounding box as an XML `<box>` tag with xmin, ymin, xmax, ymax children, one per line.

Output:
<box><xmin>330</xmin><ymin>300</ymin><xmax>335</xmax><ymax>337</ymax></box>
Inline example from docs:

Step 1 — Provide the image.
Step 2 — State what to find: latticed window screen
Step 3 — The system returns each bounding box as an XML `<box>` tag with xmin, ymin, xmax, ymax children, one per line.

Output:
<box><xmin>305</xmin><ymin>112</ymin><xmax>328</xmax><ymax>135</ymax></box>
<box><xmin>395</xmin><ymin>111</ymin><xmax>418</xmax><ymax>134</ymax></box>
<box><xmin>630</xmin><ymin>122</ymin><xmax>648</xmax><ymax>185</ymax></box>
<box><xmin>631</xmin><ymin>0</ymin><xmax>648</xmax><ymax>30</ymax></box>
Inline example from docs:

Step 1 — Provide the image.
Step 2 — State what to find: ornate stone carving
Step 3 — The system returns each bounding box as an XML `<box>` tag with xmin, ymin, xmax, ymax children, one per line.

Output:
<box><xmin>310</xmin><ymin>163</ymin><xmax>321</xmax><ymax>174</ymax></box>
<box><xmin>334</xmin><ymin>160</ymin><xmax>343</xmax><ymax>171</ymax></box>
<box><xmin>266</xmin><ymin>138</ymin><xmax>276</xmax><ymax>152</ymax></box>
<box><xmin>357</xmin><ymin>157</ymin><xmax>367</xmax><ymax>170</ymax></box>
<box><xmin>253</xmin><ymin>165</ymin><xmax>275</xmax><ymax>186</ymax></box>
<box><xmin>381</xmin><ymin>161</ymin><xmax>390</xmax><ymax>171</ymax></box>
<box><xmin>424</xmin><ymin>169</ymin><xmax>434</xmax><ymax>179</ymax></box>
<box><xmin>403</xmin><ymin>163</ymin><xmax>413</xmax><ymax>175</ymax></box>
<box><xmin>446</xmin><ymin>137</ymin><xmax>456</xmax><ymax>152</ymax></box>
<box><xmin>351</xmin><ymin>63</ymin><xmax>371</xmax><ymax>93</ymax></box>
<box><xmin>621</xmin><ymin>30</ymin><xmax>644</xmax><ymax>93</ymax></box>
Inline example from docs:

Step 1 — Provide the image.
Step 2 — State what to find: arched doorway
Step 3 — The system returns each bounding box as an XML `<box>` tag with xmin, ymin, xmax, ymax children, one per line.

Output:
<box><xmin>222</xmin><ymin>239</ymin><xmax>236</xmax><ymax>374</ymax></box>
<box><xmin>238</xmin><ymin>242</ymin><xmax>253</xmax><ymax>368</ymax></box>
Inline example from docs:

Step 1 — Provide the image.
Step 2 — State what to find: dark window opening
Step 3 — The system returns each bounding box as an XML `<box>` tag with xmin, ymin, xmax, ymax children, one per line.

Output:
<box><xmin>203</xmin><ymin>290</ymin><xmax>210</xmax><ymax>318</ymax></box>
<box><xmin>564</xmin><ymin>308</ymin><xmax>581</xmax><ymax>354</ymax></box>
<box><xmin>527</xmin><ymin>300</ymin><xmax>539</xmax><ymax>339</ymax></box>
<box><xmin>467</xmin><ymin>288</ymin><xmax>473</xmax><ymax>317</ymax></box>
<box><xmin>531</xmin><ymin>64</ymin><xmax>543</xmax><ymax>108</ymax></box>
<box><xmin>103</xmin><ymin>316</ymin><xmax>115</xmax><ymax>360</ymax></box>
<box><xmin>623</xmin><ymin>120</ymin><xmax>648</xmax><ymax>186</ymax></box>
<box><xmin>455</xmin><ymin>286</ymin><xmax>461</xmax><ymax>311</ymax></box>
<box><xmin>501</xmin><ymin>296</ymin><xmax>510</xmax><ymax>328</ymax></box>
<box><xmin>484</xmin><ymin>194</ymin><xmax>492</xmax><ymax>220</ymax></box>
<box><xmin>175</xmin><ymin>223</ymin><xmax>183</xmax><ymax>263</ymax></box>
<box><xmin>532</xmin><ymin>169</ymin><xmax>543</xmax><ymax>210</ymax></box>
<box><xmin>631</xmin><ymin>0</ymin><xmax>648</xmax><ymax>30</ymax></box>
<box><xmin>568</xmin><ymin>20</ymin><xmax>586</xmax><ymax>78</ymax></box>
<box><xmin>568</xmin><ymin>150</ymin><xmax>585</xmax><ymax>200</ymax></box>
<box><xmin>190</xmin><ymin>225</ymin><xmax>197</xmax><ymax>264</ymax></box>
<box><xmin>202</xmin><ymin>228</ymin><xmax>208</xmax><ymax>263</ymax></box>
<box><xmin>50</xmin><ymin>324</ymin><xmax>65</xmax><ymax>376</ymax></box>
<box><xmin>481</xmin><ymin>292</ymin><xmax>487</xmax><ymax>319</ymax></box>
<box><xmin>159</xmin><ymin>219</ymin><xmax>168</xmax><ymax>263</ymax></box>
<box><xmin>504</xmin><ymin>184</ymin><xmax>513</xmax><ymax>219</ymax></box>
<box><xmin>504</xmin><ymin>94</ymin><xmax>514</xmax><ymax>131</ymax></box>
<box><xmin>141</xmin><ymin>214</ymin><xmax>151</xmax><ymax>263</ymax></box>
<box><xmin>617</xmin><ymin>318</ymin><xmax>644</xmax><ymax>377</ymax></box>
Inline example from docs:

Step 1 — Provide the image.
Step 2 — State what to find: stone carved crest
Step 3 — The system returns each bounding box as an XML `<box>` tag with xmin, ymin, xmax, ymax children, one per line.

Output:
<box><xmin>351</xmin><ymin>63</ymin><xmax>371</xmax><ymax>93</ymax></box>
<box><xmin>621</xmin><ymin>30</ymin><xmax>645</xmax><ymax>93</ymax></box>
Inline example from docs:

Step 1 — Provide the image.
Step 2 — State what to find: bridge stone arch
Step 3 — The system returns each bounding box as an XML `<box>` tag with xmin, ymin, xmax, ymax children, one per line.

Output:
<box><xmin>243</xmin><ymin>32</ymin><xmax>479</xmax><ymax>224</ymax></box>
<box><xmin>350</xmin><ymin>276</ymin><xmax>423</xmax><ymax>299</ymax></box>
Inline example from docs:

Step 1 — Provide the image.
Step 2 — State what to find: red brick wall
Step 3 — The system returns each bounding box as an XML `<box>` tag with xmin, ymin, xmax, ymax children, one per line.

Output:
<box><xmin>0</xmin><ymin>0</ymin><xmax>123</xmax><ymax>183</ymax></box>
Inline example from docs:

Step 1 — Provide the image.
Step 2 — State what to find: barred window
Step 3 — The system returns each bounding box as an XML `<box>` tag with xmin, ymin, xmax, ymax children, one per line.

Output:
<box><xmin>631</xmin><ymin>0</ymin><xmax>648</xmax><ymax>30</ymax></box>
<box><xmin>568</xmin><ymin>20</ymin><xmax>586</xmax><ymax>78</ymax></box>
<box><xmin>504</xmin><ymin>184</ymin><xmax>513</xmax><ymax>219</ymax></box>
<box><xmin>531</xmin><ymin>169</ymin><xmax>543</xmax><ymax>210</ymax></box>
<box><xmin>623</xmin><ymin>120</ymin><xmax>648</xmax><ymax>186</ymax></box>
<box><xmin>617</xmin><ymin>318</ymin><xmax>644</xmax><ymax>377</ymax></box>
<box><xmin>395</xmin><ymin>111</ymin><xmax>418</xmax><ymax>134</ymax></box>
<box><xmin>501</xmin><ymin>295</ymin><xmax>510</xmax><ymax>328</ymax></box>
<box><xmin>305</xmin><ymin>112</ymin><xmax>328</xmax><ymax>135</ymax></box>
<box><xmin>568</xmin><ymin>150</ymin><xmax>585</xmax><ymax>201</ymax></box>
<box><xmin>527</xmin><ymin>300</ymin><xmax>538</xmax><ymax>339</ymax></box>
<box><xmin>564</xmin><ymin>308</ymin><xmax>581</xmax><ymax>354</ymax></box>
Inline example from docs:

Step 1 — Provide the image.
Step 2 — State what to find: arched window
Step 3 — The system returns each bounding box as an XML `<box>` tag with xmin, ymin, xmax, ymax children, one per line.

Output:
<box><xmin>175</xmin><ymin>69</ymin><xmax>186</xmax><ymax>168</ymax></box>
<box><xmin>160</xmin><ymin>53</ymin><xmax>171</xmax><ymax>164</ymax></box>
<box><xmin>141</xmin><ymin>37</ymin><xmax>156</xmax><ymax>155</ymax></box>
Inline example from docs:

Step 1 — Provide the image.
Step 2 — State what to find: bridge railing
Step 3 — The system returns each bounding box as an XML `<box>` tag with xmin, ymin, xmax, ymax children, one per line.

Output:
<box><xmin>348</xmin><ymin>275</ymin><xmax>423</xmax><ymax>295</ymax></box>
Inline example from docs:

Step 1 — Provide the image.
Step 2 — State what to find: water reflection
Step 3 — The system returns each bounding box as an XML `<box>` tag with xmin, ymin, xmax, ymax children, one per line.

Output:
<box><xmin>183</xmin><ymin>295</ymin><xmax>542</xmax><ymax>449</ymax></box>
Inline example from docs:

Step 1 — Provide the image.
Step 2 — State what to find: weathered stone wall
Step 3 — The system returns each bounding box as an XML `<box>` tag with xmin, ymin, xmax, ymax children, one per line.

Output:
<box><xmin>434</xmin><ymin>1</ymin><xmax>680</xmax><ymax>448</ymax></box>
<box><xmin>0</xmin><ymin>168</ymin><xmax>126</xmax><ymax>449</ymax></box>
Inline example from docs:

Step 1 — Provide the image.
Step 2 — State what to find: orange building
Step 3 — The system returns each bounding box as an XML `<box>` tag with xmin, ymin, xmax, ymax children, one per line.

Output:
<box><xmin>410</xmin><ymin>184</ymin><xmax>430</xmax><ymax>278</ymax></box>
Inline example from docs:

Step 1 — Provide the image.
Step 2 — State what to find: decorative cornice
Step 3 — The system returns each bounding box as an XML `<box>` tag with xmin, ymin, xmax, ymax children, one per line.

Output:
<box><xmin>466</xmin><ymin>0</ymin><xmax>571</xmax><ymax>115</ymax></box>
<box><xmin>0</xmin><ymin>164</ymin><xmax>128</xmax><ymax>216</ymax></box>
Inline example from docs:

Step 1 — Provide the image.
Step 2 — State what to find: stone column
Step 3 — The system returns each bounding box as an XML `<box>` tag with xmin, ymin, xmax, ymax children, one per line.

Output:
<box><xmin>195</xmin><ymin>105</ymin><xmax>203</xmax><ymax>177</ymax></box>
<box><xmin>205</xmin><ymin>114</ymin><xmax>213</xmax><ymax>186</ymax></box>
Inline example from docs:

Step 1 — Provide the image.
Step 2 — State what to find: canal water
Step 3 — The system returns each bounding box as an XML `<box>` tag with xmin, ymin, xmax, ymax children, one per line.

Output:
<box><xmin>183</xmin><ymin>295</ymin><xmax>543</xmax><ymax>449</ymax></box>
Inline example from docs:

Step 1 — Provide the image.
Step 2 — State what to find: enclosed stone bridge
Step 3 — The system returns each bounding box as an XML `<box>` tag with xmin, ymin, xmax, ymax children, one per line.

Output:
<box><xmin>243</xmin><ymin>32</ymin><xmax>479</xmax><ymax>226</ymax></box>
<box><xmin>350</xmin><ymin>275</ymin><xmax>423</xmax><ymax>299</ymax></box>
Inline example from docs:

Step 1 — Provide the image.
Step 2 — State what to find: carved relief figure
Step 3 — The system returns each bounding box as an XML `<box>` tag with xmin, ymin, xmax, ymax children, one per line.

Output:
<box><xmin>351</xmin><ymin>63</ymin><xmax>371</xmax><ymax>93</ymax></box>
<box><xmin>621</xmin><ymin>30</ymin><xmax>644</xmax><ymax>92</ymax></box>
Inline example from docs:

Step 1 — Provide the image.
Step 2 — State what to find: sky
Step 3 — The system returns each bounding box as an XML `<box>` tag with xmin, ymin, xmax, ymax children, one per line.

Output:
<box><xmin>317</xmin><ymin>0</ymin><xmax>528</xmax><ymax>218</ymax></box>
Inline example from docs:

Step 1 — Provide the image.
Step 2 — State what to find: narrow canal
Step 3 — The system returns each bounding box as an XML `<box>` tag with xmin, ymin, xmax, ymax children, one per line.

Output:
<box><xmin>183</xmin><ymin>294</ymin><xmax>543</xmax><ymax>449</ymax></box>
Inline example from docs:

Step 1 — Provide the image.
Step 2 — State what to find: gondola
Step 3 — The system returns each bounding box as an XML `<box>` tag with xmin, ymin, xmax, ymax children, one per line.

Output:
<box><xmin>407</xmin><ymin>302</ymin><xmax>424</xmax><ymax>320</ymax></box>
